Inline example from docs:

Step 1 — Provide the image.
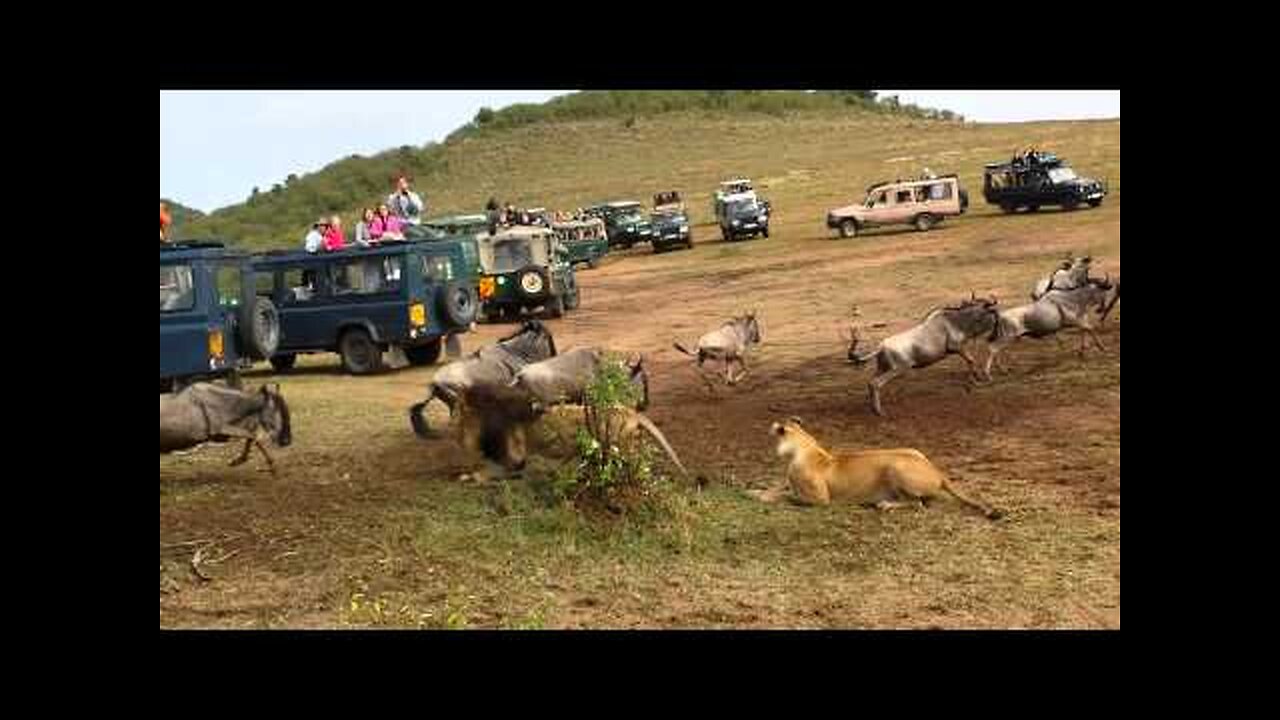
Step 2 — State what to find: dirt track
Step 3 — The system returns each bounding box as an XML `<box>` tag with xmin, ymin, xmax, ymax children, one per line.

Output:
<box><xmin>161</xmin><ymin>202</ymin><xmax>1120</xmax><ymax>629</ymax></box>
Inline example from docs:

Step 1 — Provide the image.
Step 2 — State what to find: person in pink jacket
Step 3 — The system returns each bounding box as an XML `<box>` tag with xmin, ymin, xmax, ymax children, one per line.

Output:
<box><xmin>376</xmin><ymin>204</ymin><xmax>406</xmax><ymax>241</ymax></box>
<box><xmin>323</xmin><ymin>215</ymin><xmax>347</xmax><ymax>251</ymax></box>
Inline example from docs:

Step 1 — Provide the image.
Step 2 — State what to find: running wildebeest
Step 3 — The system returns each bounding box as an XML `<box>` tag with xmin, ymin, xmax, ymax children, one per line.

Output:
<box><xmin>160</xmin><ymin>383</ymin><xmax>292</xmax><ymax>476</ymax></box>
<box><xmin>673</xmin><ymin>311</ymin><xmax>762</xmax><ymax>386</ymax></box>
<box><xmin>846</xmin><ymin>295</ymin><xmax>1001</xmax><ymax>416</ymax></box>
<box><xmin>1031</xmin><ymin>255</ymin><xmax>1092</xmax><ymax>300</ymax></box>
<box><xmin>509</xmin><ymin>347</ymin><xmax>650</xmax><ymax>410</ymax></box>
<box><xmin>409</xmin><ymin>320</ymin><xmax>557</xmax><ymax>437</ymax></box>
<box><xmin>983</xmin><ymin>275</ymin><xmax>1119</xmax><ymax>379</ymax></box>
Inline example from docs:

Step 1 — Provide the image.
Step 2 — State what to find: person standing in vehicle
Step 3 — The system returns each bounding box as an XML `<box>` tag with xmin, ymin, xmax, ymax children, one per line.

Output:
<box><xmin>304</xmin><ymin>218</ymin><xmax>327</xmax><ymax>253</ymax></box>
<box><xmin>323</xmin><ymin>215</ymin><xmax>346</xmax><ymax>252</ymax></box>
<box><xmin>160</xmin><ymin>202</ymin><xmax>172</xmax><ymax>244</ymax></box>
<box><xmin>387</xmin><ymin>175</ymin><xmax>424</xmax><ymax>226</ymax></box>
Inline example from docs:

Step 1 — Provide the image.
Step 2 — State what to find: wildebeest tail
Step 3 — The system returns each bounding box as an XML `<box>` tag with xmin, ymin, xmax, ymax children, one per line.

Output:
<box><xmin>672</xmin><ymin>341</ymin><xmax>697</xmax><ymax>357</ymax></box>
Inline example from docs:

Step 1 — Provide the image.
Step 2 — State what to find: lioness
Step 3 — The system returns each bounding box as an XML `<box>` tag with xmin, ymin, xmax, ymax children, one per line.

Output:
<box><xmin>753</xmin><ymin>419</ymin><xmax>1002</xmax><ymax>519</ymax></box>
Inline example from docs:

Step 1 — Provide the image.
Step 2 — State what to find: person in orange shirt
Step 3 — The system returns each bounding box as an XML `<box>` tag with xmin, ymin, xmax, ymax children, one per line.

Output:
<box><xmin>160</xmin><ymin>203</ymin><xmax>172</xmax><ymax>244</ymax></box>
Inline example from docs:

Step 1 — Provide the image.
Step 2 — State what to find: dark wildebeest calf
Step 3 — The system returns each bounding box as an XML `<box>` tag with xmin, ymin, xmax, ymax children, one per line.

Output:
<box><xmin>847</xmin><ymin>295</ymin><xmax>1000</xmax><ymax>416</ymax></box>
<box><xmin>673</xmin><ymin>311</ymin><xmax>762</xmax><ymax>386</ymax></box>
<box><xmin>160</xmin><ymin>383</ymin><xmax>292</xmax><ymax>475</ymax></box>
<box><xmin>410</xmin><ymin>320</ymin><xmax>557</xmax><ymax>437</ymax></box>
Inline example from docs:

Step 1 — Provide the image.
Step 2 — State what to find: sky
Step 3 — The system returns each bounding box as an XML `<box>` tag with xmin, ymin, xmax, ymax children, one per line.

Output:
<box><xmin>160</xmin><ymin>90</ymin><xmax>1119</xmax><ymax>213</ymax></box>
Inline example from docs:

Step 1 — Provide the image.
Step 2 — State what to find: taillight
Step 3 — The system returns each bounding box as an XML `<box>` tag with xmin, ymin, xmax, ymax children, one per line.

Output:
<box><xmin>208</xmin><ymin>329</ymin><xmax>225</xmax><ymax>360</ymax></box>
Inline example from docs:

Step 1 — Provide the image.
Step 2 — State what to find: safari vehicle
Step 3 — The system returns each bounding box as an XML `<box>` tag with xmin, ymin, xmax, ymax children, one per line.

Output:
<box><xmin>713</xmin><ymin>178</ymin><xmax>756</xmax><ymax>220</ymax></box>
<box><xmin>477</xmin><ymin>226</ymin><xmax>581</xmax><ymax>321</ymax></box>
<box><xmin>653</xmin><ymin>190</ymin><xmax>685</xmax><ymax>213</ymax></box>
<box><xmin>826</xmin><ymin>175</ymin><xmax>968</xmax><ymax>238</ymax></box>
<box><xmin>161</xmin><ymin>241</ymin><xmax>280</xmax><ymax>393</ymax></box>
<box><xmin>251</xmin><ymin>239</ymin><xmax>479</xmax><ymax>375</ymax></box>
<box><xmin>983</xmin><ymin>151</ymin><xmax>1107</xmax><ymax>213</ymax></box>
<box><xmin>599</xmin><ymin>201</ymin><xmax>655</xmax><ymax>249</ymax></box>
<box><xmin>650</xmin><ymin>207</ymin><xmax>693</xmax><ymax>252</ymax></box>
<box><xmin>552</xmin><ymin>217</ymin><xmax>609</xmax><ymax>269</ymax></box>
<box><xmin>719</xmin><ymin>196</ymin><xmax>770</xmax><ymax>241</ymax></box>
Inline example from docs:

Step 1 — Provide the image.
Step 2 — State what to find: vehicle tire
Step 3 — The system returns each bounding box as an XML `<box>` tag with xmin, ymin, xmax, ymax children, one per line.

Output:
<box><xmin>516</xmin><ymin>266</ymin><xmax>550</xmax><ymax>299</ymax></box>
<box><xmin>914</xmin><ymin>214</ymin><xmax>935</xmax><ymax>232</ymax></box>
<box><xmin>269</xmin><ymin>353</ymin><xmax>298</xmax><ymax>372</ymax></box>
<box><xmin>587</xmin><ymin>256</ymin><xmax>600</xmax><ymax>270</ymax></box>
<box><xmin>440</xmin><ymin>280</ymin><xmax>479</xmax><ymax>327</ymax></box>
<box><xmin>839</xmin><ymin>220</ymin><xmax>858</xmax><ymax>238</ymax></box>
<box><xmin>762</xmin><ymin>227</ymin><xmax>770</xmax><ymax>238</ymax></box>
<box><xmin>545</xmin><ymin>295</ymin><xmax>565</xmax><ymax>319</ymax></box>
<box><xmin>1000</xmin><ymin>203</ymin><xmax>1016</xmax><ymax>214</ymax></box>
<box><xmin>237</xmin><ymin>296</ymin><xmax>280</xmax><ymax>361</ymax></box>
<box><xmin>1088</xmin><ymin>198</ymin><xmax>1103</xmax><ymax>208</ymax></box>
<box><xmin>404</xmin><ymin>338</ymin><xmax>443</xmax><ymax>366</ymax></box>
<box><xmin>339</xmin><ymin>328</ymin><xmax>383</xmax><ymax>375</ymax></box>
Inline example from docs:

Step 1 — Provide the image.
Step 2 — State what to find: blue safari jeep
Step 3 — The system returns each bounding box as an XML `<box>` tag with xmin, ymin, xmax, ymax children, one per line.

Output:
<box><xmin>160</xmin><ymin>242</ymin><xmax>280</xmax><ymax>392</ymax></box>
<box><xmin>251</xmin><ymin>238</ymin><xmax>481</xmax><ymax>375</ymax></box>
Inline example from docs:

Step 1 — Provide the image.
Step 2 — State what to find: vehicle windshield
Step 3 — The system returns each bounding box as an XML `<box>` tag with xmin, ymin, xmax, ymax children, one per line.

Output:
<box><xmin>492</xmin><ymin>239</ymin><xmax>535</xmax><ymax>273</ymax></box>
<box><xmin>614</xmin><ymin>212</ymin><xmax>645</xmax><ymax>225</ymax></box>
<box><xmin>1047</xmin><ymin>167</ymin><xmax>1079</xmax><ymax>184</ymax></box>
<box><xmin>729</xmin><ymin>201</ymin><xmax>759</xmax><ymax>217</ymax></box>
<box><xmin>654</xmin><ymin>212</ymin><xmax>687</xmax><ymax>224</ymax></box>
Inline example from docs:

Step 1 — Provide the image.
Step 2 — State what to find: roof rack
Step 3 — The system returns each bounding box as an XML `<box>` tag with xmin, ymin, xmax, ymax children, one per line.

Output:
<box><xmin>160</xmin><ymin>240</ymin><xmax>226</xmax><ymax>251</ymax></box>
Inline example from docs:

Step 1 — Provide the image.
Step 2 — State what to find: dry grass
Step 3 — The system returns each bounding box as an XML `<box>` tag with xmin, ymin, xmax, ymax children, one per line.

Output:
<box><xmin>160</xmin><ymin>114</ymin><xmax>1120</xmax><ymax>629</ymax></box>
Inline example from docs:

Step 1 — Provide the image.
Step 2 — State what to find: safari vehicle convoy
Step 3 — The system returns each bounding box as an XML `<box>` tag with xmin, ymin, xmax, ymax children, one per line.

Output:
<box><xmin>251</xmin><ymin>238</ymin><xmax>480</xmax><ymax>375</ymax></box>
<box><xmin>552</xmin><ymin>217</ymin><xmax>609</xmax><ymax>269</ymax></box>
<box><xmin>476</xmin><ymin>226</ymin><xmax>581</xmax><ymax>321</ymax></box>
<box><xmin>826</xmin><ymin>174</ymin><xmax>968</xmax><ymax>238</ymax></box>
<box><xmin>983</xmin><ymin>150</ymin><xmax>1107</xmax><ymax>213</ymax></box>
<box><xmin>160</xmin><ymin>241</ymin><xmax>280</xmax><ymax>393</ymax></box>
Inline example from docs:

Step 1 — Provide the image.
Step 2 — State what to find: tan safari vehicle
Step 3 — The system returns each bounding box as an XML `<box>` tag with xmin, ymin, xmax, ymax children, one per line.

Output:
<box><xmin>826</xmin><ymin>174</ymin><xmax>969</xmax><ymax>238</ymax></box>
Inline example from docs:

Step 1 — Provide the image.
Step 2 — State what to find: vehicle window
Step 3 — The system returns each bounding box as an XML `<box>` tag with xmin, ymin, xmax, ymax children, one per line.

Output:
<box><xmin>283</xmin><ymin>268</ymin><xmax>320</xmax><ymax>303</ymax></box>
<box><xmin>255</xmin><ymin>271</ymin><xmax>275</xmax><ymax>297</ymax></box>
<box><xmin>871</xmin><ymin>191</ymin><xmax>887</xmax><ymax>207</ymax></box>
<box><xmin>331</xmin><ymin>257</ymin><xmax>403</xmax><ymax>295</ymax></box>
<box><xmin>215</xmin><ymin>265</ymin><xmax>243</xmax><ymax>308</ymax></box>
<box><xmin>928</xmin><ymin>183</ymin><xmax>953</xmax><ymax>200</ymax></box>
<box><xmin>160</xmin><ymin>265</ymin><xmax>195</xmax><ymax>312</ymax></box>
<box><xmin>895</xmin><ymin>189</ymin><xmax>913</xmax><ymax>204</ymax></box>
<box><xmin>422</xmin><ymin>254</ymin><xmax>455</xmax><ymax>282</ymax></box>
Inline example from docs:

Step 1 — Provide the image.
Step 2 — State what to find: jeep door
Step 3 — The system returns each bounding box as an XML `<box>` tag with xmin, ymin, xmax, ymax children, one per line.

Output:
<box><xmin>327</xmin><ymin>255</ymin><xmax>409</xmax><ymax>344</ymax></box>
<box><xmin>271</xmin><ymin>262</ymin><xmax>337</xmax><ymax>351</ymax></box>
<box><xmin>863</xmin><ymin>190</ymin><xmax>894</xmax><ymax>226</ymax></box>
<box><xmin>159</xmin><ymin>262</ymin><xmax>208</xmax><ymax>379</ymax></box>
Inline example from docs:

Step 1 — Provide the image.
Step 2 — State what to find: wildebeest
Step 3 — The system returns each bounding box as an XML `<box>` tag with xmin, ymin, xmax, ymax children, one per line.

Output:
<box><xmin>447</xmin><ymin>383</ymin><xmax>688</xmax><ymax>483</ymax></box>
<box><xmin>847</xmin><ymin>295</ymin><xmax>1001</xmax><ymax>416</ymax></box>
<box><xmin>1031</xmin><ymin>255</ymin><xmax>1092</xmax><ymax>300</ymax></box>
<box><xmin>160</xmin><ymin>383</ymin><xmax>292</xmax><ymax>475</ymax></box>
<box><xmin>409</xmin><ymin>320</ymin><xmax>557</xmax><ymax>437</ymax></box>
<box><xmin>673</xmin><ymin>311</ymin><xmax>762</xmax><ymax>386</ymax></box>
<box><xmin>983</xmin><ymin>276</ymin><xmax>1119</xmax><ymax>379</ymax></box>
<box><xmin>509</xmin><ymin>347</ymin><xmax>650</xmax><ymax>410</ymax></box>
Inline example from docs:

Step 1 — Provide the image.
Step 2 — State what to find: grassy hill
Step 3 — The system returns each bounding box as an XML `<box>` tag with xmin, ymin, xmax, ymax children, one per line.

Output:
<box><xmin>160</xmin><ymin>198</ymin><xmax>204</xmax><ymax>237</ymax></box>
<box><xmin>173</xmin><ymin>91</ymin><xmax>980</xmax><ymax>250</ymax></box>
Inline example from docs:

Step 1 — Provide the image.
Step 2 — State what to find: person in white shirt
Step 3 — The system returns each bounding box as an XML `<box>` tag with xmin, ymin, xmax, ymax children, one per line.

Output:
<box><xmin>386</xmin><ymin>175</ymin><xmax>424</xmax><ymax>226</ymax></box>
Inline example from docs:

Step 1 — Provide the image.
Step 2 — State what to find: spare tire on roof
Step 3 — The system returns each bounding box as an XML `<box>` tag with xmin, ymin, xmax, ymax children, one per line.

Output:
<box><xmin>237</xmin><ymin>296</ymin><xmax>280</xmax><ymax>360</ymax></box>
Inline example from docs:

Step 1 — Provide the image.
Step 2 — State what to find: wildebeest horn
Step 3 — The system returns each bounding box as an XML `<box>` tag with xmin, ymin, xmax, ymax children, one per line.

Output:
<box><xmin>788</xmin><ymin>416</ymin><xmax>804</xmax><ymax>427</ymax></box>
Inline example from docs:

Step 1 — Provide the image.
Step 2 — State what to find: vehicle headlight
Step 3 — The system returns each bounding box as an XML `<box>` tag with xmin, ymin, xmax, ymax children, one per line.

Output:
<box><xmin>409</xmin><ymin>302</ymin><xmax>427</xmax><ymax>327</ymax></box>
<box><xmin>679</xmin><ymin>224</ymin><xmax>689</xmax><ymax>232</ymax></box>
<box><xmin>628</xmin><ymin>225</ymin><xmax>636</xmax><ymax>232</ymax></box>
<box><xmin>732</xmin><ymin>220</ymin><xmax>741</xmax><ymax>226</ymax></box>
